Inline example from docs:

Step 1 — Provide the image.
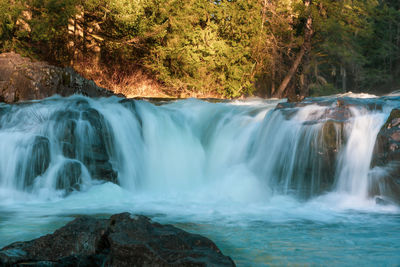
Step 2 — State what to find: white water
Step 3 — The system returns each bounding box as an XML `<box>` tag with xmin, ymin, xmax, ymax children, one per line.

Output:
<box><xmin>0</xmin><ymin>95</ymin><xmax>399</xmax><ymax>266</ymax></box>
<box><xmin>335</xmin><ymin>108</ymin><xmax>386</xmax><ymax>198</ymax></box>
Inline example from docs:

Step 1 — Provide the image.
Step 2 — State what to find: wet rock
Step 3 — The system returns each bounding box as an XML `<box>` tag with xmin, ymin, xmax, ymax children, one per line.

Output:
<box><xmin>371</xmin><ymin>109</ymin><xmax>400</xmax><ymax>204</ymax></box>
<box><xmin>372</xmin><ymin>109</ymin><xmax>400</xmax><ymax>166</ymax></box>
<box><xmin>50</xmin><ymin>107</ymin><xmax>118</xmax><ymax>184</ymax></box>
<box><xmin>275</xmin><ymin>98</ymin><xmax>349</xmax><ymax>197</ymax></box>
<box><xmin>287</xmin><ymin>120</ymin><xmax>345</xmax><ymax>198</ymax></box>
<box><xmin>316</xmin><ymin>120</ymin><xmax>345</xmax><ymax>188</ymax></box>
<box><xmin>120</xmin><ymin>99</ymin><xmax>143</xmax><ymax>128</ymax></box>
<box><xmin>60</xmin><ymin>120</ymin><xmax>77</xmax><ymax>159</ymax></box>
<box><xmin>0</xmin><ymin>52</ymin><xmax>117</xmax><ymax>103</ymax></box>
<box><xmin>24</xmin><ymin>136</ymin><xmax>50</xmax><ymax>188</ymax></box>
<box><xmin>369</xmin><ymin>171</ymin><xmax>400</xmax><ymax>206</ymax></box>
<box><xmin>336</xmin><ymin>97</ymin><xmax>383</xmax><ymax>111</ymax></box>
<box><xmin>80</xmin><ymin>108</ymin><xmax>117</xmax><ymax>183</ymax></box>
<box><xmin>0</xmin><ymin>213</ymin><xmax>235</xmax><ymax>267</ymax></box>
<box><xmin>276</xmin><ymin>97</ymin><xmax>382</xmax><ymax>122</ymax></box>
<box><xmin>0</xmin><ymin>216</ymin><xmax>108</xmax><ymax>266</ymax></box>
<box><xmin>51</xmin><ymin>110</ymin><xmax>79</xmax><ymax>159</ymax></box>
<box><xmin>55</xmin><ymin>161</ymin><xmax>82</xmax><ymax>193</ymax></box>
<box><xmin>374</xmin><ymin>194</ymin><xmax>398</xmax><ymax>206</ymax></box>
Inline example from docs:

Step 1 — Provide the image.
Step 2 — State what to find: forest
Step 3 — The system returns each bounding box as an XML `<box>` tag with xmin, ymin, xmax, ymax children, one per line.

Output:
<box><xmin>1</xmin><ymin>0</ymin><xmax>400</xmax><ymax>99</ymax></box>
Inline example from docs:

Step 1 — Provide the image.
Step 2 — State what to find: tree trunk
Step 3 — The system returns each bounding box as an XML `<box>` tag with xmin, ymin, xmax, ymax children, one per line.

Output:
<box><xmin>341</xmin><ymin>65</ymin><xmax>347</xmax><ymax>92</ymax></box>
<box><xmin>274</xmin><ymin>46</ymin><xmax>306</xmax><ymax>97</ymax></box>
<box><xmin>261</xmin><ymin>0</ymin><xmax>267</xmax><ymax>30</ymax></box>
<box><xmin>271</xmin><ymin>63</ymin><xmax>276</xmax><ymax>96</ymax></box>
<box><xmin>274</xmin><ymin>0</ymin><xmax>313</xmax><ymax>98</ymax></box>
<box><xmin>270</xmin><ymin>43</ymin><xmax>278</xmax><ymax>96</ymax></box>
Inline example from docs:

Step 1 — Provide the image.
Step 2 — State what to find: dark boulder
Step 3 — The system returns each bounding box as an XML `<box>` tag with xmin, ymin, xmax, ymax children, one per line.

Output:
<box><xmin>50</xmin><ymin>107</ymin><xmax>118</xmax><ymax>185</ymax></box>
<box><xmin>80</xmin><ymin>108</ymin><xmax>117</xmax><ymax>184</ymax></box>
<box><xmin>24</xmin><ymin>136</ymin><xmax>51</xmax><ymax>188</ymax></box>
<box><xmin>55</xmin><ymin>161</ymin><xmax>82</xmax><ymax>193</ymax></box>
<box><xmin>373</xmin><ymin>109</ymin><xmax>400</xmax><ymax>166</ymax></box>
<box><xmin>51</xmin><ymin>110</ymin><xmax>79</xmax><ymax>159</ymax></box>
<box><xmin>0</xmin><ymin>213</ymin><xmax>235</xmax><ymax>267</ymax></box>
<box><xmin>0</xmin><ymin>52</ymin><xmax>118</xmax><ymax>103</ymax></box>
<box><xmin>274</xmin><ymin>98</ymin><xmax>349</xmax><ymax>197</ymax></box>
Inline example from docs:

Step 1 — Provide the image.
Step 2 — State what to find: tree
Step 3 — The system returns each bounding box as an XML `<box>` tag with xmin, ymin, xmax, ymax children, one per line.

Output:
<box><xmin>142</xmin><ymin>0</ymin><xmax>262</xmax><ymax>97</ymax></box>
<box><xmin>274</xmin><ymin>0</ymin><xmax>313</xmax><ymax>98</ymax></box>
<box><xmin>0</xmin><ymin>0</ymin><xmax>24</xmax><ymax>51</ymax></box>
<box><xmin>2</xmin><ymin>0</ymin><xmax>399</xmax><ymax>98</ymax></box>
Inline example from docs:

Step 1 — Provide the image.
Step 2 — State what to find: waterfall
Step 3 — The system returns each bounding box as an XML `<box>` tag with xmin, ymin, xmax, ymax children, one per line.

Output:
<box><xmin>0</xmin><ymin>95</ymin><xmax>393</xmax><ymax>205</ymax></box>
<box><xmin>334</xmin><ymin>108</ymin><xmax>386</xmax><ymax>198</ymax></box>
<box><xmin>250</xmin><ymin>104</ymin><xmax>341</xmax><ymax>198</ymax></box>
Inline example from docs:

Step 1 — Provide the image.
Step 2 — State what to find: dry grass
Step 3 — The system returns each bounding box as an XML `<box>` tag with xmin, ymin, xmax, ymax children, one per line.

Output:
<box><xmin>74</xmin><ymin>59</ymin><xmax>168</xmax><ymax>98</ymax></box>
<box><xmin>73</xmin><ymin>59</ymin><xmax>224</xmax><ymax>99</ymax></box>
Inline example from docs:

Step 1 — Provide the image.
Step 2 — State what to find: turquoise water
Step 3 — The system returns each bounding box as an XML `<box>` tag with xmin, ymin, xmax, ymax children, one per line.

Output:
<box><xmin>1</xmin><ymin>186</ymin><xmax>399</xmax><ymax>266</ymax></box>
<box><xmin>181</xmin><ymin>211</ymin><xmax>400</xmax><ymax>266</ymax></box>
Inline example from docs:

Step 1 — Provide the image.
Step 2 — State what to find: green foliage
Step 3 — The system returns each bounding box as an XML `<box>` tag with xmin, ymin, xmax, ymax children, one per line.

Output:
<box><xmin>304</xmin><ymin>0</ymin><xmax>400</xmax><ymax>93</ymax></box>
<box><xmin>141</xmin><ymin>0</ymin><xmax>261</xmax><ymax>97</ymax></box>
<box><xmin>0</xmin><ymin>0</ymin><xmax>24</xmax><ymax>51</ymax></box>
<box><xmin>309</xmin><ymin>83</ymin><xmax>341</xmax><ymax>97</ymax></box>
<box><xmin>1</xmin><ymin>0</ymin><xmax>399</xmax><ymax>97</ymax></box>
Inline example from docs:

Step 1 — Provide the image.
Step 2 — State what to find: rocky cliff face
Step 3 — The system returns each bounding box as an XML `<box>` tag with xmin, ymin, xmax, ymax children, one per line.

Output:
<box><xmin>0</xmin><ymin>213</ymin><xmax>235</xmax><ymax>267</ymax></box>
<box><xmin>0</xmin><ymin>52</ymin><xmax>116</xmax><ymax>103</ymax></box>
<box><xmin>371</xmin><ymin>108</ymin><xmax>400</xmax><ymax>204</ymax></box>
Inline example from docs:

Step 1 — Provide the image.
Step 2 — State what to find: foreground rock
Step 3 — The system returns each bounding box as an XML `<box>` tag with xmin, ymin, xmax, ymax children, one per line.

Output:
<box><xmin>0</xmin><ymin>213</ymin><xmax>235</xmax><ymax>267</ymax></box>
<box><xmin>371</xmin><ymin>108</ymin><xmax>400</xmax><ymax>204</ymax></box>
<box><xmin>0</xmin><ymin>52</ymin><xmax>116</xmax><ymax>103</ymax></box>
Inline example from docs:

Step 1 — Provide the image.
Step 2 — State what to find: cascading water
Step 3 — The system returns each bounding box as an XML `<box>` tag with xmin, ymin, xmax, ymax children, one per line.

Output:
<box><xmin>335</xmin><ymin>108</ymin><xmax>386</xmax><ymax>198</ymax></box>
<box><xmin>0</xmin><ymin>95</ymin><xmax>399</xmax><ymax>266</ymax></box>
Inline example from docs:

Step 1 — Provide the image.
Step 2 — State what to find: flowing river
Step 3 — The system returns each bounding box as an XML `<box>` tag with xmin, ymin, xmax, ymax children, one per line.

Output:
<box><xmin>0</xmin><ymin>94</ymin><xmax>399</xmax><ymax>266</ymax></box>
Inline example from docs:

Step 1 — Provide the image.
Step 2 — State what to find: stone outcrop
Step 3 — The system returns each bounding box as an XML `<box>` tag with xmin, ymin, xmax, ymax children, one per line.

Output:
<box><xmin>277</xmin><ymin>97</ymin><xmax>400</xmax><ymax>205</ymax></box>
<box><xmin>371</xmin><ymin>108</ymin><xmax>400</xmax><ymax>204</ymax></box>
<box><xmin>24</xmin><ymin>136</ymin><xmax>51</xmax><ymax>188</ymax></box>
<box><xmin>48</xmin><ymin>100</ymin><xmax>118</xmax><ymax>189</ymax></box>
<box><xmin>0</xmin><ymin>213</ymin><xmax>235</xmax><ymax>267</ymax></box>
<box><xmin>0</xmin><ymin>52</ymin><xmax>116</xmax><ymax>103</ymax></box>
<box><xmin>8</xmin><ymin>98</ymin><xmax>118</xmax><ymax>193</ymax></box>
<box><xmin>55</xmin><ymin>161</ymin><xmax>83</xmax><ymax>192</ymax></box>
<box><xmin>274</xmin><ymin>96</ymin><xmax>387</xmax><ymax>198</ymax></box>
<box><xmin>274</xmin><ymin>98</ymin><xmax>354</xmax><ymax>197</ymax></box>
<box><xmin>372</xmin><ymin>109</ymin><xmax>400</xmax><ymax>166</ymax></box>
<box><xmin>276</xmin><ymin>97</ymin><xmax>383</xmax><ymax>122</ymax></box>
